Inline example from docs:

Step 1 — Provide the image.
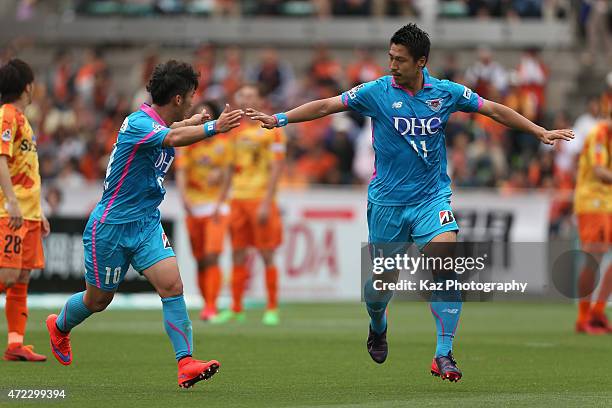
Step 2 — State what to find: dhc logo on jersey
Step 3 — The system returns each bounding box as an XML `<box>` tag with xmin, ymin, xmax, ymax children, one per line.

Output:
<box><xmin>155</xmin><ymin>150</ymin><xmax>174</xmax><ymax>174</ymax></box>
<box><xmin>393</xmin><ymin>117</ymin><xmax>442</xmax><ymax>136</ymax></box>
<box><xmin>155</xmin><ymin>150</ymin><xmax>174</xmax><ymax>189</ymax></box>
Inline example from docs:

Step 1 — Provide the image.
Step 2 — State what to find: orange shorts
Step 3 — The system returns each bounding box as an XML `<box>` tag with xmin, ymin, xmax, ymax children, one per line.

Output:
<box><xmin>185</xmin><ymin>215</ymin><xmax>228</xmax><ymax>259</ymax></box>
<box><xmin>577</xmin><ymin>213</ymin><xmax>612</xmax><ymax>245</ymax></box>
<box><xmin>229</xmin><ymin>199</ymin><xmax>283</xmax><ymax>250</ymax></box>
<box><xmin>0</xmin><ymin>218</ymin><xmax>44</xmax><ymax>270</ymax></box>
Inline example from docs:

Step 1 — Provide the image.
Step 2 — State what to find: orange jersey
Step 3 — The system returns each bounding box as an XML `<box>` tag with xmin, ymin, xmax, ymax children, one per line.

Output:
<box><xmin>175</xmin><ymin>134</ymin><xmax>231</xmax><ymax>206</ymax></box>
<box><xmin>574</xmin><ymin>122</ymin><xmax>611</xmax><ymax>214</ymax></box>
<box><xmin>0</xmin><ymin>104</ymin><xmax>41</xmax><ymax>220</ymax></box>
<box><xmin>227</xmin><ymin>122</ymin><xmax>286</xmax><ymax>200</ymax></box>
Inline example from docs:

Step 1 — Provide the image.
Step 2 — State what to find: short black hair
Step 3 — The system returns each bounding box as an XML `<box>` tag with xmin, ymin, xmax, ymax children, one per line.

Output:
<box><xmin>390</xmin><ymin>23</ymin><xmax>431</xmax><ymax>64</ymax></box>
<box><xmin>146</xmin><ymin>60</ymin><xmax>199</xmax><ymax>106</ymax></box>
<box><xmin>0</xmin><ymin>59</ymin><xmax>34</xmax><ymax>104</ymax></box>
<box><xmin>199</xmin><ymin>100</ymin><xmax>221</xmax><ymax>119</ymax></box>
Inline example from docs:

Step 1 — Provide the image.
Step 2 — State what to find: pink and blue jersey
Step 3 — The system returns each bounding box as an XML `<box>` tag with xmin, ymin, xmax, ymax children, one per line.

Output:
<box><xmin>91</xmin><ymin>104</ymin><xmax>174</xmax><ymax>224</ymax></box>
<box><xmin>342</xmin><ymin>68</ymin><xmax>482</xmax><ymax>206</ymax></box>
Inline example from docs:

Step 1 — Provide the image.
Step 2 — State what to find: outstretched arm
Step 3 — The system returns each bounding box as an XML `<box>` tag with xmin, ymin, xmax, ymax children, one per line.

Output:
<box><xmin>478</xmin><ymin>99</ymin><xmax>574</xmax><ymax>145</ymax></box>
<box><xmin>163</xmin><ymin>104</ymin><xmax>243</xmax><ymax>147</ymax></box>
<box><xmin>246</xmin><ymin>96</ymin><xmax>348</xmax><ymax>129</ymax></box>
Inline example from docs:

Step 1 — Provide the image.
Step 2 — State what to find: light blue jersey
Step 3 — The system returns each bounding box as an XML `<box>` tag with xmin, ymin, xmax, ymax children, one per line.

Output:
<box><xmin>91</xmin><ymin>103</ymin><xmax>174</xmax><ymax>224</ymax></box>
<box><xmin>84</xmin><ymin>104</ymin><xmax>176</xmax><ymax>290</ymax></box>
<box><xmin>341</xmin><ymin>68</ymin><xmax>482</xmax><ymax>206</ymax></box>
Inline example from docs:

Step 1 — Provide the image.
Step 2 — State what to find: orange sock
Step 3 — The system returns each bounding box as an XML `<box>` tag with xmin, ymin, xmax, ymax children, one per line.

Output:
<box><xmin>265</xmin><ymin>266</ymin><xmax>278</xmax><ymax>310</ymax></box>
<box><xmin>231</xmin><ymin>265</ymin><xmax>247</xmax><ymax>313</ymax></box>
<box><xmin>197</xmin><ymin>268</ymin><xmax>207</xmax><ymax>304</ymax></box>
<box><xmin>592</xmin><ymin>301</ymin><xmax>607</xmax><ymax>317</ymax></box>
<box><xmin>578</xmin><ymin>300</ymin><xmax>592</xmax><ymax>324</ymax></box>
<box><xmin>5</xmin><ymin>282</ymin><xmax>28</xmax><ymax>345</ymax></box>
<box><xmin>204</xmin><ymin>265</ymin><xmax>221</xmax><ymax>312</ymax></box>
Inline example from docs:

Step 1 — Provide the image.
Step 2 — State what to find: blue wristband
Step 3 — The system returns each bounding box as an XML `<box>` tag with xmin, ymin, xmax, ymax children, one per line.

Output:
<box><xmin>203</xmin><ymin>120</ymin><xmax>217</xmax><ymax>137</ymax></box>
<box><xmin>273</xmin><ymin>113</ymin><xmax>288</xmax><ymax>127</ymax></box>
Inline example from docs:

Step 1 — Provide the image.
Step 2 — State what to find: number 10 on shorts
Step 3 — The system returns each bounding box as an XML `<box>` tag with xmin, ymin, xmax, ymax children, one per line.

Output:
<box><xmin>105</xmin><ymin>267</ymin><xmax>121</xmax><ymax>285</ymax></box>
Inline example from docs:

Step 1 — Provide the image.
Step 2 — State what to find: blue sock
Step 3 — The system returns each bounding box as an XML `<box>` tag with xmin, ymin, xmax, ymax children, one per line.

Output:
<box><xmin>56</xmin><ymin>292</ymin><xmax>93</xmax><ymax>333</ymax></box>
<box><xmin>364</xmin><ymin>277</ymin><xmax>393</xmax><ymax>334</ymax></box>
<box><xmin>162</xmin><ymin>295</ymin><xmax>193</xmax><ymax>361</ymax></box>
<box><xmin>430</xmin><ymin>274</ymin><xmax>462</xmax><ymax>357</ymax></box>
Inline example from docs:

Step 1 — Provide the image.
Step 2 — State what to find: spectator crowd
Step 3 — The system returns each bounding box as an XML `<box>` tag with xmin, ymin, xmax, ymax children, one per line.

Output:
<box><xmin>1</xmin><ymin>42</ymin><xmax>608</xmax><ymax>196</ymax></box>
<box><xmin>12</xmin><ymin>0</ymin><xmax>572</xmax><ymax>19</ymax></box>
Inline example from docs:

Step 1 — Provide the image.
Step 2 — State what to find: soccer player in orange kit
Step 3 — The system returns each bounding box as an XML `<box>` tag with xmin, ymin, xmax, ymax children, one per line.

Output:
<box><xmin>0</xmin><ymin>59</ymin><xmax>49</xmax><ymax>361</ymax></box>
<box><xmin>176</xmin><ymin>101</ymin><xmax>231</xmax><ymax>321</ymax></box>
<box><xmin>213</xmin><ymin>84</ymin><xmax>285</xmax><ymax>326</ymax></box>
<box><xmin>574</xmin><ymin>105</ymin><xmax>612</xmax><ymax>334</ymax></box>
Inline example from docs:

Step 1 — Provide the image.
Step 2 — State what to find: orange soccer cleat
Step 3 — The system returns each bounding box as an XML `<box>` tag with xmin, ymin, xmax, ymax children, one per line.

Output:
<box><xmin>431</xmin><ymin>352</ymin><xmax>462</xmax><ymax>382</ymax></box>
<box><xmin>46</xmin><ymin>314</ymin><xmax>72</xmax><ymax>365</ymax></box>
<box><xmin>3</xmin><ymin>343</ymin><xmax>47</xmax><ymax>362</ymax></box>
<box><xmin>575</xmin><ymin>320</ymin><xmax>608</xmax><ymax>335</ymax></box>
<box><xmin>589</xmin><ymin>313</ymin><xmax>612</xmax><ymax>334</ymax></box>
<box><xmin>177</xmin><ymin>356</ymin><xmax>220</xmax><ymax>388</ymax></box>
<box><xmin>199</xmin><ymin>306</ymin><xmax>218</xmax><ymax>321</ymax></box>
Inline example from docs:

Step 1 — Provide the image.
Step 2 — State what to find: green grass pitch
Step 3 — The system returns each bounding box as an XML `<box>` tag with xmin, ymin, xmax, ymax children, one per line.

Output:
<box><xmin>0</xmin><ymin>303</ymin><xmax>610</xmax><ymax>408</ymax></box>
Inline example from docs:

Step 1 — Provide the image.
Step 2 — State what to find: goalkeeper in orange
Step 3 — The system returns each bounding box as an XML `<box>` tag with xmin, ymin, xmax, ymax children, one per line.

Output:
<box><xmin>0</xmin><ymin>59</ymin><xmax>50</xmax><ymax>361</ymax></box>
<box><xmin>176</xmin><ymin>101</ymin><xmax>231</xmax><ymax>321</ymax></box>
<box><xmin>213</xmin><ymin>84</ymin><xmax>286</xmax><ymax>326</ymax></box>
<box><xmin>574</xmin><ymin>101</ymin><xmax>612</xmax><ymax>334</ymax></box>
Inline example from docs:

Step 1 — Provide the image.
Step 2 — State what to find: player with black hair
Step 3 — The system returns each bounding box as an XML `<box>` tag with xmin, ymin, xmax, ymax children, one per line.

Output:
<box><xmin>46</xmin><ymin>60</ymin><xmax>243</xmax><ymax>388</ymax></box>
<box><xmin>248</xmin><ymin>24</ymin><xmax>574</xmax><ymax>381</ymax></box>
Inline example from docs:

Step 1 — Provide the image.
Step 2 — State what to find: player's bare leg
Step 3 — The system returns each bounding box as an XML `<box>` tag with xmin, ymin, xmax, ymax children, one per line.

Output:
<box><xmin>3</xmin><ymin>269</ymin><xmax>46</xmax><ymax>361</ymax></box>
<box><xmin>143</xmin><ymin>257</ymin><xmax>220</xmax><ymax>388</ymax></box>
<box><xmin>260</xmin><ymin>249</ymin><xmax>279</xmax><ymax>326</ymax></box>
<box><xmin>0</xmin><ymin>268</ymin><xmax>20</xmax><ymax>289</ymax></box>
<box><xmin>424</xmin><ymin>231</ymin><xmax>463</xmax><ymax>382</ymax></box>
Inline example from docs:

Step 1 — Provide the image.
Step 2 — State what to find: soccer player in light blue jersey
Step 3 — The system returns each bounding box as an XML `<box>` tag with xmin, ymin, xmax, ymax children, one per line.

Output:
<box><xmin>247</xmin><ymin>24</ymin><xmax>574</xmax><ymax>382</ymax></box>
<box><xmin>46</xmin><ymin>60</ymin><xmax>243</xmax><ymax>388</ymax></box>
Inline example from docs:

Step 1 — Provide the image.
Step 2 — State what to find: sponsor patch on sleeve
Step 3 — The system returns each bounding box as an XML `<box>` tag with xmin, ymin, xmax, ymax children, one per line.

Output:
<box><xmin>347</xmin><ymin>83</ymin><xmax>365</xmax><ymax>100</ymax></box>
<box><xmin>1</xmin><ymin>129</ymin><xmax>11</xmax><ymax>142</ymax></box>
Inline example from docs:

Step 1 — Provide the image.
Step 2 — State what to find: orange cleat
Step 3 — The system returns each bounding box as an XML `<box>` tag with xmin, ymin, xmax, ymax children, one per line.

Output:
<box><xmin>199</xmin><ymin>306</ymin><xmax>218</xmax><ymax>321</ymax></box>
<box><xmin>589</xmin><ymin>313</ymin><xmax>612</xmax><ymax>334</ymax></box>
<box><xmin>3</xmin><ymin>343</ymin><xmax>47</xmax><ymax>362</ymax></box>
<box><xmin>431</xmin><ymin>352</ymin><xmax>462</xmax><ymax>382</ymax></box>
<box><xmin>575</xmin><ymin>320</ymin><xmax>608</xmax><ymax>335</ymax></box>
<box><xmin>46</xmin><ymin>314</ymin><xmax>72</xmax><ymax>365</ymax></box>
<box><xmin>177</xmin><ymin>357</ymin><xmax>220</xmax><ymax>388</ymax></box>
